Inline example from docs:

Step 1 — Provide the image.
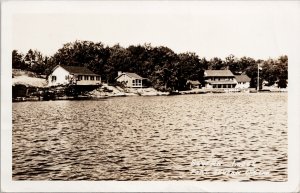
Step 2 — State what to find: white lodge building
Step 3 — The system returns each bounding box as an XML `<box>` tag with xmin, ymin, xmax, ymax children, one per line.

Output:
<box><xmin>204</xmin><ymin>70</ymin><xmax>252</xmax><ymax>89</ymax></box>
<box><xmin>48</xmin><ymin>65</ymin><xmax>101</xmax><ymax>87</ymax></box>
<box><xmin>116</xmin><ymin>71</ymin><xmax>146</xmax><ymax>88</ymax></box>
<box><xmin>204</xmin><ymin>70</ymin><xmax>237</xmax><ymax>89</ymax></box>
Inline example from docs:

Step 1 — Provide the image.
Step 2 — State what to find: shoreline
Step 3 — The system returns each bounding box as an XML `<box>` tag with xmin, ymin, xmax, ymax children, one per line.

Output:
<box><xmin>12</xmin><ymin>88</ymin><xmax>287</xmax><ymax>103</ymax></box>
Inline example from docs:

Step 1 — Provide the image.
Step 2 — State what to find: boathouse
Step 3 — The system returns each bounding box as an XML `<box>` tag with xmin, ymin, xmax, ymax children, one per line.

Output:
<box><xmin>204</xmin><ymin>70</ymin><xmax>237</xmax><ymax>89</ymax></box>
<box><xmin>48</xmin><ymin>65</ymin><xmax>101</xmax><ymax>86</ymax></box>
<box><xmin>186</xmin><ymin>80</ymin><xmax>201</xmax><ymax>89</ymax></box>
<box><xmin>116</xmin><ymin>71</ymin><xmax>147</xmax><ymax>88</ymax></box>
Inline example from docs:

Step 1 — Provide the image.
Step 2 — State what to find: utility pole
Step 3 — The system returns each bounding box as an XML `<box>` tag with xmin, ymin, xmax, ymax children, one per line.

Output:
<box><xmin>257</xmin><ymin>63</ymin><xmax>262</xmax><ymax>92</ymax></box>
<box><xmin>257</xmin><ymin>63</ymin><xmax>259</xmax><ymax>91</ymax></box>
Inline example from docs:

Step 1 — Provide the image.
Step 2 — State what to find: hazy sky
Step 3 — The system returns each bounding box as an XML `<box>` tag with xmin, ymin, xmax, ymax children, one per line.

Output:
<box><xmin>11</xmin><ymin>1</ymin><xmax>300</xmax><ymax>59</ymax></box>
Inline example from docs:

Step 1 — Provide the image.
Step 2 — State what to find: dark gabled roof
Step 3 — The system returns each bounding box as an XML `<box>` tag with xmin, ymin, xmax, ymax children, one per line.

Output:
<box><xmin>235</xmin><ymin>75</ymin><xmax>251</xmax><ymax>82</ymax></box>
<box><xmin>60</xmin><ymin>65</ymin><xmax>99</xmax><ymax>76</ymax></box>
<box><xmin>187</xmin><ymin>80</ymin><xmax>200</xmax><ymax>85</ymax></box>
<box><xmin>116</xmin><ymin>72</ymin><xmax>145</xmax><ymax>79</ymax></box>
<box><xmin>204</xmin><ymin>70</ymin><xmax>234</xmax><ymax>77</ymax></box>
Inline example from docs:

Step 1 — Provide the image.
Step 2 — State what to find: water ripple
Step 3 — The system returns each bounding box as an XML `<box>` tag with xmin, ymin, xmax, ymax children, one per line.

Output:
<box><xmin>13</xmin><ymin>93</ymin><xmax>287</xmax><ymax>181</ymax></box>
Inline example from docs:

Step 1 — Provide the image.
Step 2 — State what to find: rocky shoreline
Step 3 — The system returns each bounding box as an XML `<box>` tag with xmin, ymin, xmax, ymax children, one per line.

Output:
<box><xmin>13</xmin><ymin>84</ymin><xmax>288</xmax><ymax>102</ymax></box>
<box><xmin>12</xmin><ymin>75</ymin><xmax>287</xmax><ymax>103</ymax></box>
<box><xmin>12</xmin><ymin>83</ymin><xmax>171</xmax><ymax>102</ymax></box>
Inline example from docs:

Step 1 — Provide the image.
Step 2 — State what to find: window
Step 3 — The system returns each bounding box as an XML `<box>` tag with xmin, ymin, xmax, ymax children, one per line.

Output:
<box><xmin>96</xmin><ymin>76</ymin><xmax>100</xmax><ymax>81</ymax></box>
<box><xmin>78</xmin><ymin>75</ymin><xmax>82</xmax><ymax>81</ymax></box>
<box><xmin>65</xmin><ymin>75</ymin><xmax>69</xmax><ymax>80</ymax></box>
<box><xmin>84</xmin><ymin>75</ymin><xmax>88</xmax><ymax>80</ymax></box>
<box><xmin>90</xmin><ymin>76</ymin><xmax>94</xmax><ymax>80</ymax></box>
<box><xmin>51</xmin><ymin>76</ymin><xmax>56</xmax><ymax>82</ymax></box>
<box><xmin>132</xmin><ymin>79</ymin><xmax>142</xmax><ymax>87</ymax></box>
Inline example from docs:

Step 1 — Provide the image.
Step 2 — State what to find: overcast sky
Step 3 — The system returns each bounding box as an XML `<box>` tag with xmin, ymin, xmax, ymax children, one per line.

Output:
<box><xmin>10</xmin><ymin>1</ymin><xmax>300</xmax><ymax>59</ymax></box>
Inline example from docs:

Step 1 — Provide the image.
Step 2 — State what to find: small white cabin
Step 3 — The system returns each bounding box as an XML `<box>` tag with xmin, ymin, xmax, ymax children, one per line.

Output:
<box><xmin>48</xmin><ymin>65</ymin><xmax>101</xmax><ymax>87</ymax></box>
<box><xmin>115</xmin><ymin>71</ymin><xmax>146</xmax><ymax>88</ymax></box>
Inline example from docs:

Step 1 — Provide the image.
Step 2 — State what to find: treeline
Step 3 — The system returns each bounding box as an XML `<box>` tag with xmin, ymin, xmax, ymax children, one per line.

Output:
<box><xmin>12</xmin><ymin>40</ymin><xmax>288</xmax><ymax>91</ymax></box>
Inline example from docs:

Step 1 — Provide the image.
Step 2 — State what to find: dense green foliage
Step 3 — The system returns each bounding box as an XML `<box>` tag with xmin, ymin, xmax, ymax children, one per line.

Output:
<box><xmin>12</xmin><ymin>40</ymin><xmax>288</xmax><ymax>91</ymax></box>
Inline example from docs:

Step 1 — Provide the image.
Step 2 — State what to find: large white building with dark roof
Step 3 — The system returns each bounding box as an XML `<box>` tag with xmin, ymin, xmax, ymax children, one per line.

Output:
<box><xmin>48</xmin><ymin>65</ymin><xmax>101</xmax><ymax>86</ymax></box>
<box><xmin>204</xmin><ymin>70</ymin><xmax>237</xmax><ymax>89</ymax></box>
<box><xmin>204</xmin><ymin>70</ymin><xmax>251</xmax><ymax>89</ymax></box>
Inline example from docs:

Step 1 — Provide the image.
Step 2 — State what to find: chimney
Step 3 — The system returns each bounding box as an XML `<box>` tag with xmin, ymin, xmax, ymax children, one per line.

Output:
<box><xmin>118</xmin><ymin>71</ymin><xmax>123</xmax><ymax>76</ymax></box>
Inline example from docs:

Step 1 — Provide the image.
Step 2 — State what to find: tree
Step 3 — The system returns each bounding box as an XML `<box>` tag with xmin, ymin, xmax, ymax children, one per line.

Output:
<box><xmin>31</xmin><ymin>50</ymin><xmax>45</xmax><ymax>74</ymax></box>
<box><xmin>176</xmin><ymin>52</ymin><xmax>201</xmax><ymax>90</ymax></box>
<box><xmin>13</xmin><ymin>39</ymin><xmax>288</xmax><ymax>91</ymax></box>
<box><xmin>22</xmin><ymin>49</ymin><xmax>46</xmax><ymax>74</ymax></box>
<box><xmin>146</xmin><ymin>46</ymin><xmax>179</xmax><ymax>90</ymax></box>
<box><xmin>226</xmin><ymin>54</ymin><xmax>240</xmax><ymax>74</ymax></box>
<box><xmin>243</xmin><ymin>57</ymin><xmax>261</xmax><ymax>89</ymax></box>
<box><xmin>49</xmin><ymin>40</ymin><xmax>110</xmax><ymax>77</ymax></box>
<box><xmin>261</xmin><ymin>59</ymin><xmax>277</xmax><ymax>86</ymax></box>
<box><xmin>208</xmin><ymin>57</ymin><xmax>224</xmax><ymax>70</ymax></box>
<box><xmin>276</xmin><ymin>55</ymin><xmax>288</xmax><ymax>88</ymax></box>
<box><xmin>12</xmin><ymin>50</ymin><xmax>27</xmax><ymax>70</ymax></box>
<box><xmin>105</xmin><ymin>44</ymin><xmax>132</xmax><ymax>83</ymax></box>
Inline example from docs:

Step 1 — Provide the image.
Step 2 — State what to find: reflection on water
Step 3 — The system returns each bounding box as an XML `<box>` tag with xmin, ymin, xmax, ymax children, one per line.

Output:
<box><xmin>13</xmin><ymin>93</ymin><xmax>287</xmax><ymax>181</ymax></box>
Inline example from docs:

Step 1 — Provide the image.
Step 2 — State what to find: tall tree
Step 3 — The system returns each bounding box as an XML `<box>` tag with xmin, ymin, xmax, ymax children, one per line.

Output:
<box><xmin>12</xmin><ymin>50</ymin><xmax>26</xmax><ymax>70</ymax></box>
<box><xmin>105</xmin><ymin>44</ymin><xmax>132</xmax><ymax>83</ymax></box>
<box><xmin>49</xmin><ymin>40</ymin><xmax>109</xmax><ymax>76</ymax></box>
<box><xmin>208</xmin><ymin>57</ymin><xmax>224</xmax><ymax>70</ymax></box>
<box><xmin>176</xmin><ymin>52</ymin><xmax>201</xmax><ymax>90</ymax></box>
<box><xmin>276</xmin><ymin>55</ymin><xmax>288</xmax><ymax>88</ymax></box>
<box><xmin>226</xmin><ymin>54</ymin><xmax>240</xmax><ymax>74</ymax></box>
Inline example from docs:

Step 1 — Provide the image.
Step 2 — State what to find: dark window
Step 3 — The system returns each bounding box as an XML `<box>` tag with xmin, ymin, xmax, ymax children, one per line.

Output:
<box><xmin>96</xmin><ymin>76</ymin><xmax>100</xmax><ymax>81</ymax></box>
<box><xmin>78</xmin><ymin>75</ymin><xmax>82</xmax><ymax>81</ymax></box>
<box><xmin>84</xmin><ymin>75</ymin><xmax>88</xmax><ymax>80</ymax></box>
<box><xmin>52</xmin><ymin>76</ymin><xmax>56</xmax><ymax>82</ymax></box>
<box><xmin>90</xmin><ymin>76</ymin><xmax>94</xmax><ymax>80</ymax></box>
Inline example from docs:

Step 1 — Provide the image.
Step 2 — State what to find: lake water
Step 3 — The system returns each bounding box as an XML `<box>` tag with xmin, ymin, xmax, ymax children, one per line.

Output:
<box><xmin>12</xmin><ymin>93</ymin><xmax>287</xmax><ymax>181</ymax></box>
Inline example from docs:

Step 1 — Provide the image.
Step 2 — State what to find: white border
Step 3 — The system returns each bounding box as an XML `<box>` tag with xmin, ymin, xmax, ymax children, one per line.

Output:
<box><xmin>1</xmin><ymin>1</ymin><xmax>300</xmax><ymax>192</ymax></box>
